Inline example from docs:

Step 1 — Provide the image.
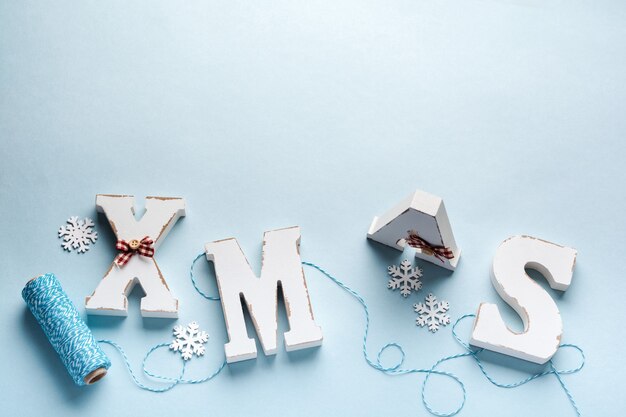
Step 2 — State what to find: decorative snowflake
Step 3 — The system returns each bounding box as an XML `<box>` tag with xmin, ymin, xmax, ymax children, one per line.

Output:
<box><xmin>58</xmin><ymin>216</ymin><xmax>98</xmax><ymax>253</ymax></box>
<box><xmin>414</xmin><ymin>293</ymin><xmax>450</xmax><ymax>333</ymax></box>
<box><xmin>170</xmin><ymin>321</ymin><xmax>209</xmax><ymax>361</ymax></box>
<box><xmin>387</xmin><ymin>259</ymin><xmax>423</xmax><ymax>297</ymax></box>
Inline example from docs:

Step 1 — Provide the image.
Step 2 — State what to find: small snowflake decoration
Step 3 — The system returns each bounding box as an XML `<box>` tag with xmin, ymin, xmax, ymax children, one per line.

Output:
<box><xmin>387</xmin><ymin>259</ymin><xmax>423</xmax><ymax>297</ymax></box>
<box><xmin>58</xmin><ymin>216</ymin><xmax>98</xmax><ymax>253</ymax></box>
<box><xmin>414</xmin><ymin>293</ymin><xmax>450</xmax><ymax>333</ymax></box>
<box><xmin>170</xmin><ymin>321</ymin><xmax>209</xmax><ymax>361</ymax></box>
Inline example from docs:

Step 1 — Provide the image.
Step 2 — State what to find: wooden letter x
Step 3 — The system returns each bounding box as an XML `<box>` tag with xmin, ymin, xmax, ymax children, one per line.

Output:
<box><xmin>205</xmin><ymin>226</ymin><xmax>323</xmax><ymax>363</ymax></box>
<box><xmin>85</xmin><ymin>194</ymin><xmax>186</xmax><ymax>318</ymax></box>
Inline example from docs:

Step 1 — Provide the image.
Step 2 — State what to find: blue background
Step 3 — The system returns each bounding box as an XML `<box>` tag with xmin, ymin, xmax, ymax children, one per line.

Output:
<box><xmin>1</xmin><ymin>1</ymin><xmax>624</xmax><ymax>415</ymax></box>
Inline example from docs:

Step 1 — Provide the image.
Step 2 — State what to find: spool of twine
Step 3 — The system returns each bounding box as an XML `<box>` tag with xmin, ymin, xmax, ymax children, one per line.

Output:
<box><xmin>22</xmin><ymin>273</ymin><xmax>111</xmax><ymax>386</ymax></box>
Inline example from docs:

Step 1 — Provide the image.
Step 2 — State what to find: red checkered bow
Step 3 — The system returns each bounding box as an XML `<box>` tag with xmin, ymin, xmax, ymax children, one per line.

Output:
<box><xmin>405</xmin><ymin>230</ymin><xmax>454</xmax><ymax>263</ymax></box>
<box><xmin>114</xmin><ymin>236</ymin><xmax>154</xmax><ymax>267</ymax></box>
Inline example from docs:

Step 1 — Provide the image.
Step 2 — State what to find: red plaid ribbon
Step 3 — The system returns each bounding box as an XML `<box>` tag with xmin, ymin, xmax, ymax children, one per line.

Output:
<box><xmin>405</xmin><ymin>230</ymin><xmax>454</xmax><ymax>263</ymax></box>
<box><xmin>114</xmin><ymin>236</ymin><xmax>155</xmax><ymax>267</ymax></box>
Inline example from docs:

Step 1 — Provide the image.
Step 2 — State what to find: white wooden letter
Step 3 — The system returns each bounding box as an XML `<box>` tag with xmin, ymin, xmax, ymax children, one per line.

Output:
<box><xmin>470</xmin><ymin>235</ymin><xmax>577</xmax><ymax>364</ymax></box>
<box><xmin>367</xmin><ymin>189</ymin><xmax>461</xmax><ymax>270</ymax></box>
<box><xmin>85</xmin><ymin>194</ymin><xmax>186</xmax><ymax>318</ymax></box>
<box><xmin>204</xmin><ymin>226</ymin><xmax>323</xmax><ymax>363</ymax></box>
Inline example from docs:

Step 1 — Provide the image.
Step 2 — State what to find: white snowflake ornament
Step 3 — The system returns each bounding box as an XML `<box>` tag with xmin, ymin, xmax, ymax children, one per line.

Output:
<box><xmin>170</xmin><ymin>321</ymin><xmax>209</xmax><ymax>361</ymax></box>
<box><xmin>388</xmin><ymin>259</ymin><xmax>423</xmax><ymax>297</ymax></box>
<box><xmin>414</xmin><ymin>293</ymin><xmax>450</xmax><ymax>333</ymax></box>
<box><xmin>58</xmin><ymin>216</ymin><xmax>98</xmax><ymax>253</ymax></box>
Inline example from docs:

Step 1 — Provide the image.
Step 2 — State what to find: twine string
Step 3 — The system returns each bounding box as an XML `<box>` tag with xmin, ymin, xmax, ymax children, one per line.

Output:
<box><xmin>22</xmin><ymin>273</ymin><xmax>111</xmax><ymax>386</ymax></box>
<box><xmin>189</xmin><ymin>252</ymin><xmax>220</xmax><ymax>300</ymax></box>
<box><xmin>93</xmin><ymin>254</ymin><xmax>583</xmax><ymax>417</ymax></box>
<box><xmin>97</xmin><ymin>253</ymin><xmax>225</xmax><ymax>391</ymax></box>
<box><xmin>302</xmin><ymin>261</ymin><xmax>584</xmax><ymax>417</ymax></box>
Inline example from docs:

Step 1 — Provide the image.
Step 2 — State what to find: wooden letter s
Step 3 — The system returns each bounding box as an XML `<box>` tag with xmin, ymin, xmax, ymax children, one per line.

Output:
<box><xmin>470</xmin><ymin>235</ymin><xmax>577</xmax><ymax>364</ymax></box>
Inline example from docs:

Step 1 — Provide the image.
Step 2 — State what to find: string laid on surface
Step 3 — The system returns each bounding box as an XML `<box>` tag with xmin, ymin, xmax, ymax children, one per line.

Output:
<box><xmin>96</xmin><ymin>253</ymin><xmax>225</xmax><ymax>391</ymax></box>
<box><xmin>190</xmin><ymin>252</ymin><xmax>220</xmax><ymax>300</ymax></box>
<box><xmin>97</xmin><ymin>340</ymin><xmax>226</xmax><ymax>392</ymax></box>
<box><xmin>22</xmin><ymin>273</ymin><xmax>111</xmax><ymax>386</ymax></box>
<box><xmin>302</xmin><ymin>261</ymin><xmax>585</xmax><ymax>417</ymax></box>
<box><xmin>33</xmin><ymin>251</ymin><xmax>583</xmax><ymax>415</ymax></box>
<box><xmin>134</xmin><ymin>253</ymin><xmax>584</xmax><ymax>415</ymax></box>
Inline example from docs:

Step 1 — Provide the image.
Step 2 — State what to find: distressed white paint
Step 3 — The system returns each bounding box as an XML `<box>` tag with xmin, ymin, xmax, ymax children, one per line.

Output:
<box><xmin>204</xmin><ymin>226</ymin><xmax>323</xmax><ymax>363</ymax></box>
<box><xmin>470</xmin><ymin>235</ymin><xmax>577</xmax><ymax>364</ymax></box>
<box><xmin>85</xmin><ymin>195</ymin><xmax>185</xmax><ymax>318</ymax></box>
<box><xmin>367</xmin><ymin>189</ymin><xmax>461</xmax><ymax>270</ymax></box>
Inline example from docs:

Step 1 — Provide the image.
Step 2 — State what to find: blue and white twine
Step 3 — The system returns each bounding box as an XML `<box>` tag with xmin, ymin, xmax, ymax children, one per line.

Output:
<box><xmin>301</xmin><ymin>261</ymin><xmax>585</xmax><ymax>417</ymax></box>
<box><xmin>97</xmin><ymin>252</ymin><xmax>226</xmax><ymax>392</ymax></box>
<box><xmin>105</xmin><ymin>255</ymin><xmax>585</xmax><ymax>415</ymax></box>
<box><xmin>26</xmin><ymin>257</ymin><xmax>583</xmax><ymax>415</ymax></box>
<box><xmin>22</xmin><ymin>273</ymin><xmax>111</xmax><ymax>386</ymax></box>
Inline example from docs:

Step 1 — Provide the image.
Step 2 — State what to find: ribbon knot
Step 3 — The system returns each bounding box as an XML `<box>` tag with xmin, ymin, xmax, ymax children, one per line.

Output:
<box><xmin>405</xmin><ymin>230</ymin><xmax>454</xmax><ymax>263</ymax></box>
<box><xmin>114</xmin><ymin>236</ymin><xmax>154</xmax><ymax>267</ymax></box>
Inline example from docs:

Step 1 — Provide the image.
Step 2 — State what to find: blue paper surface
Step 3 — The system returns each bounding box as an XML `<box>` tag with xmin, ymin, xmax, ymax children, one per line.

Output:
<box><xmin>1</xmin><ymin>1</ymin><xmax>625</xmax><ymax>415</ymax></box>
